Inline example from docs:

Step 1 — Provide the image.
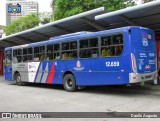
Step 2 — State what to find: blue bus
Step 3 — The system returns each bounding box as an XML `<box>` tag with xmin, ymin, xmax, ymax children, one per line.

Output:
<box><xmin>4</xmin><ymin>26</ymin><xmax>157</xmax><ymax>92</ymax></box>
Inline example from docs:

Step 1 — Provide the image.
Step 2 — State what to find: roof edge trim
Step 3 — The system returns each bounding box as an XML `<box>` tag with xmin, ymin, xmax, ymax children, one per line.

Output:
<box><xmin>95</xmin><ymin>1</ymin><xmax>160</xmax><ymax>20</ymax></box>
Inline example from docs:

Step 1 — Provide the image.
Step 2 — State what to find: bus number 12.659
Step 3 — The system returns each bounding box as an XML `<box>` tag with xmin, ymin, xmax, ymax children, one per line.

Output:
<box><xmin>106</xmin><ymin>61</ymin><xmax>120</xmax><ymax>67</ymax></box>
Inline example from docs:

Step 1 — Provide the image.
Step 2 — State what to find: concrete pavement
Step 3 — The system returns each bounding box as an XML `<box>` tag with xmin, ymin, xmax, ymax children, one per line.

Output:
<box><xmin>0</xmin><ymin>76</ymin><xmax>160</xmax><ymax>121</ymax></box>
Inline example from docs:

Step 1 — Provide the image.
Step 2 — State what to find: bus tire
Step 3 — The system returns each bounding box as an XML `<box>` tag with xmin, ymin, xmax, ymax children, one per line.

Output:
<box><xmin>63</xmin><ymin>74</ymin><xmax>77</xmax><ymax>92</ymax></box>
<box><xmin>15</xmin><ymin>73</ymin><xmax>25</xmax><ymax>86</ymax></box>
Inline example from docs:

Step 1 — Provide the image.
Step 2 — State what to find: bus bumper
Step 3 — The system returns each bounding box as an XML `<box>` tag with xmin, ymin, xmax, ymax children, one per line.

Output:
<box><xmin>129</xmin><ymin>71</ymin><xmax>157</xmax><ymax>83</ymax></box>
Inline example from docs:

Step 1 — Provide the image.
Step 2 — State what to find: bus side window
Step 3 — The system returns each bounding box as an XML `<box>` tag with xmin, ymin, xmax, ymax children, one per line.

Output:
<box><xmin>101</xmin><ymin>36</ymin><xmax>112</xmax><ymax>57</ymax></box>
<box><xmin>39</xmin><ymin>46</ymin><xmax>45</xmax><ymax>61</ymax></box>
<box><xmin>62</xmin><ymin>42</ymin><xmax>69</xmax><ymax>60</ymax></box>
<box><xmin>113</xmin><ymin>34</ymin><xmax>123</xmax><ymax>56</ymax></box>
<box><xmin>80</xmin><ymin>38</ymin><xmax>98</xmax><ymax>58</ymax></box>
<box><xmin>113</xmin><ymin>34</ymin><xmax>123</xmax><ymax>45</ymax></box>
<box><xmin>28</xmin><ymin>48</ymin><xmax>33</xmax><ymax>62</ymax></box>
<box><xmin>16</xmin><ymin>49</ymin><xmax>22</xmax><ymax>62</ymax></box>
<box><xmin>114</xmin><ymin>45</ymin><xmax>123</xmax><ymax>56</ymax></box>
<box><xmin>54</xmin><ymin>44</ymin><xmax>60</xmax><ymax>59</ymax></box>
<box><xmin>34</xmin><ymin>47</ymin><xmax>40</xmax><ymax>61</ymax></box>
<box><xmin>23</xmin><ymin>48</ymin><xmax>28</xmax><ymax>62</ymax></box>
<box><xmin>46</xmin><ymin>45</ymin><xmax>53</xmax><ymax>60</ymax></box>
<box><xmin>69</xmin><ymin>41</ymin><xmax>77</xmax><ymax>59</ymax></box>
<box><xmin>101</xmin><ymin>34</ymin><xmax>123</xmax><ymax>57</ymax></box>
<box><xmin>61</xmin><ymin>41</ymin><xmax>77</xmax><ymax>60</ymax></box>
<box><xmin>13</xmin><ymin>50</ymin><xmax>18</xmax><ymax>63</ymax></box>
<box><xmin>90</xmin><ymin>38</ymin><xmax>98</xmax><ymax>58</ymax></box>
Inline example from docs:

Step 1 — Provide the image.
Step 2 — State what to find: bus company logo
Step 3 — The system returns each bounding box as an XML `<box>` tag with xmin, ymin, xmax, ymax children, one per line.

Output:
<box><xmin>145</xmin><ymin>65</ymin><xmax>150</xmax><ymax>69</ymax></box>
<box><xmin>8</xmin><ymin>3</ymin><xmax>21</xmax><ymax>16</ymax></box>
<box><xmin>142</xmin><ymin>38</ymin><xmax>148</xmax><ymax>46</ymax></box>
<box><xmin>74</xmin><ymin>61</ymin><xmax>84</xmax><ymax>70</ymax></box>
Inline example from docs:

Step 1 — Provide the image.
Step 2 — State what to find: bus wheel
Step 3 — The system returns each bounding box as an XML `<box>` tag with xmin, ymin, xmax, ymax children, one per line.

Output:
<box><xmin>16</xmin><ymin>73</ymin><xmax>25</xmax><ymax>86</ymax></box>
<box><xmin>63</xmin><ymin>74</ymin><xmax>77</xmax><ymax>92</ymax></box>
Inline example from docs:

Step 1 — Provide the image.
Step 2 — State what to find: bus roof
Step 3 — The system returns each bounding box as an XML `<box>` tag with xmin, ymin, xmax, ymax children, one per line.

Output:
<box><xmin>5</xmin><ymin>26</ymin><xmax>152</xmax><ymax>50</ymax></box>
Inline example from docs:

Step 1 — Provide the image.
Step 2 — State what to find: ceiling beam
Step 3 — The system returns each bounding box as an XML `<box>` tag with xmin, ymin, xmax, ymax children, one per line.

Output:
<box><xmin>0</xmin><ymin>40</ymin><xmax>16</xmax><ymax>46</ymax></box>
<box><xmin>120</xmin><ymin>14</ymin><xmax>139</xmax><ymax>26</ymax></box>
<box><xmin>34</xmin><ymin>31</ymin><xmax>50</xmax><ymax>38</ymax></box>
<box><xmin>0</xmin><ymin>48</ymin><xmax>5</xmax><ymax>51</ymax></box>
<box><xmin>2</xmin><ymin>40</ymin><xmax>18</xmax><ymax>46</ymax></box>
<box><xmin>0</xmin><ymin>43</ymin><xmax>8</xmax><ymax>47</ymax></box>
<box><xmin>133</xmin><ymin>12</ymin><xmax>160</xmax><ymax>21</ymax></box>
<box><xmin>32</xmin><ymin>31</ymin><xmax>50</xmax><ymax>40</ymax></box>
<box><xmin>108</xmin><ymin>13</ymin><xmax>160</xmax><ymax>28</ymax></box>
<box><xmin>155</xmin><ymin>29</ymin><xmax>160</xmax><ymax>36</ymax></box>
<box><xmin>52</xmin><ymin>25</ymin><xmax>73</xmax><ymax>34</ymax></box>
<box><xmin>16</xmin><ymin>36</ymin><xmax>34</xmax><ymax>43</ymax></box>
<box><xmin>81</xmin><ymin>17</ymin><xmax>105</xmax><ymax>31</ymax></box>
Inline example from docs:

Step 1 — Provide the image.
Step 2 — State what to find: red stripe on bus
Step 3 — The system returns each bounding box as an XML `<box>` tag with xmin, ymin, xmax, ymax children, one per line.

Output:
<box><xmin>47</xmin><ymin>64</ymin><xmax>55</xmax><ymax>84</ymax></box>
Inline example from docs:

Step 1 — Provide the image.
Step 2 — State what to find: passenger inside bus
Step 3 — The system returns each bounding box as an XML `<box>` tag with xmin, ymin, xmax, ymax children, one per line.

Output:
<box><xmin>62</xmin><ymin>52</ymin><xmax>68</xmax><ymax>59</ymax></box>
<box><xmin>17</xmin><ymin>56</ymin><xmax>22</xmax><ymax>62</ymax></box>
<box><xmin>39</xmin><ymin>54</ymin><xmax>45</xmax><ymax>61</ymax></box>
<box><xmin>114</xmin><ymin>46</ymin><xmax>123</xmax><ymax>56</ymax></box>
<box><xmin>46</xmin><ymin>53</ymin><xmax>53</xmax><ymax>60</ymax></box>
<box><xmin>101</xmin><ymin>48</ymin><xmax>112</xmax><ymax>57</ymax></box>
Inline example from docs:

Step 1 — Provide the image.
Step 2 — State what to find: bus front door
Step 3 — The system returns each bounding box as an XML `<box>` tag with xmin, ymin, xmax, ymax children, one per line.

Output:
<box><xmin>4</xmin><ymin>50</ymin><xmax>12</xmax><ymax>81</ymax></box>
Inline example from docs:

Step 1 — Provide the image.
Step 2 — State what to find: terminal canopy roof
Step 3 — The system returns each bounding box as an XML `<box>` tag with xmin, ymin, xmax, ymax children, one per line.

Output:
<box><xmin>0</xmin><ymin>7</ymin><xmax>106</xmax><ymax>49</ymax></box>
<box><xmin>95</xmin><ymin>0</ymin><xmax>160</xmax><ymax>35</ymax></box>
<box><xmin>0</xmin><ymin>0</ymin><xmax>160</xmax><ymax>49</ymax></box>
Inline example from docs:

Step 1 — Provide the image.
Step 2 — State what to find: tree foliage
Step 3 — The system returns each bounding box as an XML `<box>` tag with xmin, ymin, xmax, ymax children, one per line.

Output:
<box><xmin>143</xmin><ymin>0</ymin><xmax>154</xmax><ymax>3</ymax></box>
<box><xmin>53</xmin><ymin>0</ymin><xmax>136</xmax><ymax>20</ymax></box>
<box><xmin>39</xmin><ymin>12</ymin><xmax>52</xmax><ymax>25</ymax></box>
<box><xmin>41</xmin><ymin>18</ymin><xmax>51</xmax><ymax>24</ymax></box>
<box><xmin>0</xmin><ymin>25</ymin><xmax>5</xmax><ymax>38</ymax></box>
<box><xmin>6</xmin><ymin>13</ymin><xmax>39</xmax><ymax>36</ymax></box>
<box><xmin>0</xmin><ymin>25</ymin><xmax>5</xmax><ymax>30</ymax></box>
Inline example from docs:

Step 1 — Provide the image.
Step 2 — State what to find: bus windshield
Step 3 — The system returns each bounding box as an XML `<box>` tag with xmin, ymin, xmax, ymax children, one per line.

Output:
<box><xmin>5</xmin><ymin>50</ymin><xmax>12</xmax><ymax>67</ymax></box>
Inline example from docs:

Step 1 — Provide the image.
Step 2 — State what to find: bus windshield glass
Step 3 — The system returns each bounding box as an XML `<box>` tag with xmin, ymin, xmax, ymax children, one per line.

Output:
<box><xmin>5</xmin><ymin>50</ymin><xmax>12</xmax><ymax>67</ymax></box>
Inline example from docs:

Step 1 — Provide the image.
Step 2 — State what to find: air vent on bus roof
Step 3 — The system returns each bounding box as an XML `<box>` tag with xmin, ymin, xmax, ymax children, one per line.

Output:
<box><xmin>50</xmin><ymin>31</ymin><xmax>92</xmax><ymax>40</ymax></box>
